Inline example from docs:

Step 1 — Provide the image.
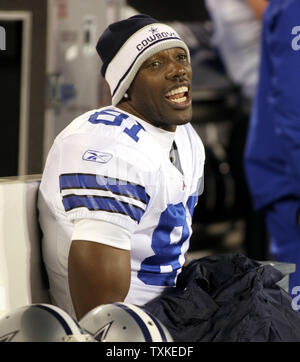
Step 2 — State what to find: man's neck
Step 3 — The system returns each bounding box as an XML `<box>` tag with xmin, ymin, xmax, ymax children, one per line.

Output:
<box><xmin>117</xmin><ymin>100</ymin><xmax>176</xmax><ymax>132</ymax></box>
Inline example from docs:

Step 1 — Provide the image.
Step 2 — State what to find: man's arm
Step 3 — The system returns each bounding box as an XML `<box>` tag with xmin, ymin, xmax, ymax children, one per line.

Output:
<box><xmin>68</xmin><ymin>240</ymin><xmax>131</xmax><ymax>320</ymax></box>
<box><xmin>246</xmin><ymin>0</ymin><xmax>268</xmax><ymax>19</ymax></box>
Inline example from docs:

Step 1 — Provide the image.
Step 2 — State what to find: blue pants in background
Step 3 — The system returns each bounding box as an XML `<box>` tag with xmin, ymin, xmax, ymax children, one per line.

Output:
<box><xmin>264</xmin><ymin>198</ymin><xmax>300</xmax><ymax>299</ymax></box>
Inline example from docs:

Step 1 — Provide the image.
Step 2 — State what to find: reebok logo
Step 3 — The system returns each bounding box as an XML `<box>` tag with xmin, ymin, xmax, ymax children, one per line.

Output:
<box><xmin>82</xmin><ymin>150</ymin><xmax>113</xmax><ymax>164</ymax></box>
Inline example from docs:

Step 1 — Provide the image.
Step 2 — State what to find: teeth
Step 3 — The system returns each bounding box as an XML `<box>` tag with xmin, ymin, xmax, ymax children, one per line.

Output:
<box><xmin>171</xmin><ymin>96</ymin><xmax>187</xmax><ymax>103</ymax></box>
<box><xmin>165</xmin><ymin>86</ymin><xmax>188</xmax><ymax>97</ymax></box>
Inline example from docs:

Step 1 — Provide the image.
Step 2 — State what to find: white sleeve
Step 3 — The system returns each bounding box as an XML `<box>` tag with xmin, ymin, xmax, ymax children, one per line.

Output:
<box><xmin>71</xmin><ymin>218</ymin><xmax>132</xmax><ymax>250</ymax></box>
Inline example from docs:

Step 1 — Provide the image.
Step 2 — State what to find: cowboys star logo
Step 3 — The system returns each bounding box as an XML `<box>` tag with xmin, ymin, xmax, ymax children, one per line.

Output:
<box><xmin>92</xmin><ymin>321</ymin><xmax>114</xmax><ymax>341</ymax></box>
<box><xmin>149</xmin><ymin>26</ymin><xmax>158</xmax><ymax>34</ymax></box>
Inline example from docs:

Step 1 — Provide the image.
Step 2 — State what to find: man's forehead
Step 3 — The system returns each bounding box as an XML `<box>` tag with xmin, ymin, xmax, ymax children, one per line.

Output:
<box><xmin>144</xmin><ymin>47</ymin><xmax>187</xmax><ymax>62</ymax></box>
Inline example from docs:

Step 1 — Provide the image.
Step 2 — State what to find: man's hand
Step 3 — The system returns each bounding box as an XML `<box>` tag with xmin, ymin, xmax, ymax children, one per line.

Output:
<box><xmin>68</xmin><ymin>240</ymin><xmax>131</xmax><ymax>320</ymax></box>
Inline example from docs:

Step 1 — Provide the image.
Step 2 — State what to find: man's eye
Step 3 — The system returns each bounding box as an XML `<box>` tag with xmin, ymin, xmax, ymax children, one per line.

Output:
<box><xmin>178</xmin><ymin>54</ymin><xmax>187</xmax><ymax>62</ymax></box>
<box><xmin>150</xmin><ymin>60</ymin><xmax>160</xmax><ymax>68</ymax></box>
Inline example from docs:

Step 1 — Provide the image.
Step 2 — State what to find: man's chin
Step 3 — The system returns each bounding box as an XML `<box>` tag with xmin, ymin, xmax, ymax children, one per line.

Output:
<box><xmin>172</xmin><ymin>108</ymin><xmax>193</xmax><ymax>125</ymax></box>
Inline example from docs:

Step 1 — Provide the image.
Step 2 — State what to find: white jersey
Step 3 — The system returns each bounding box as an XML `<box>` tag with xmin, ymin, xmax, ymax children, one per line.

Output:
<box><xmin>38</xmin><ymin>106</ymin><xmax>205</xmax><ymax>318</ymax></box>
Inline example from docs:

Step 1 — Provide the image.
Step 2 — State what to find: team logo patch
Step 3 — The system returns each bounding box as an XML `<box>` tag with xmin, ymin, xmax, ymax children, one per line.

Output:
<box><xmin>82</xmin><ymin>150</ymin><xmax>113</xmax><ymax>164</ymax></box>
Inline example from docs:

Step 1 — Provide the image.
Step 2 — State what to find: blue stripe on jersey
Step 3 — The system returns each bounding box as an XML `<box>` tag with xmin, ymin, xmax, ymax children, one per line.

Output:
<box><xmin>115</xmin><ymin>303</ymin><xmax>153</xmax><ymax>342</ymax></box>
<box><xmin>62</xmin><ymin>194</ymin><xmax>144</xmax><ymax>222</ymax></box>
<box><xmin>59</xmin><ymin>173</ymin><xmax>150</xmax><ymax>205</ymax></box>
<box><xmin>187</xmin><ymin>194</ymin><xmax>198</xmax><ymax>218</ymax></box>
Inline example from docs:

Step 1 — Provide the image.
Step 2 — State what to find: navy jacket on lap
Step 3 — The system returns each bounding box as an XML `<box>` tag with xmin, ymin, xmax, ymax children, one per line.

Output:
<box><xmin>145</xmin><ymin>253</ymin><xmax>300</xmax><ymax>342</ymax></box>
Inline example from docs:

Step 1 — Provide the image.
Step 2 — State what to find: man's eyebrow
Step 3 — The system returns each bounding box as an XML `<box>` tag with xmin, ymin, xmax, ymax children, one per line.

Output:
<box><xmin>142</xmin><ymin>55</ymin><xmax>161</xmax><ymax>67</ymax></box>
<box><xmin>147</xmin><ymin>54</ymin><xmax>161</xmax><ymax>61</ymax></box>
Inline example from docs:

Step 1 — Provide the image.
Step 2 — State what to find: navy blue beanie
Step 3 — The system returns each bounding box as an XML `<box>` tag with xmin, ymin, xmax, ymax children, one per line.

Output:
<box><xmin>96</xmin><ymin>14</ymin><xmax>190</xmax><ymax>105</ymax></box>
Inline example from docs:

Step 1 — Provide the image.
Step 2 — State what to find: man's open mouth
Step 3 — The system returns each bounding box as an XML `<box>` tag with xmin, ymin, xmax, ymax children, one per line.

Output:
<box><xmin>165</xmin><ymin>86</ymin><xmax>190</xmax><ymax>105</ymax></box>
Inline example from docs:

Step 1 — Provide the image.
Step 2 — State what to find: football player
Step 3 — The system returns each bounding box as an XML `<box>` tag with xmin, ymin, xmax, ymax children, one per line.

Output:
<box><xmin>38</xmin><ymin>14</ymin><xmax>205</xmax><ymax>320</ymax></box>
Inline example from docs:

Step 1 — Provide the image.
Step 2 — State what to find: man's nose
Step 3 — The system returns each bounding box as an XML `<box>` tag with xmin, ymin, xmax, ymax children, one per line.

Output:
<box><xmin>165</xmin><ymin>60</ymin><xmax>186</xmax><ymax>80</ymax></box>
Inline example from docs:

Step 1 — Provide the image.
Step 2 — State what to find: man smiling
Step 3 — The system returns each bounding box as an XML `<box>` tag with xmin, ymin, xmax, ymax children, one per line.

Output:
<box><xmin>121</xmin><ymin>47</ymin><xmax>192</xmax><ymax>130</ymax></box>
<box><xmin>38</xmin><ymin>14</ymin><xmax>205</xmax><ymax>320</ymax></box>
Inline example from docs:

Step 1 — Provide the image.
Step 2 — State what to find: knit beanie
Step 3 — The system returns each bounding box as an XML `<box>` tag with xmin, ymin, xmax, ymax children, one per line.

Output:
<box><xmin>96</xmin><ymin>14</ymin><xmax>191</xmax><ymax>106</ymax></box>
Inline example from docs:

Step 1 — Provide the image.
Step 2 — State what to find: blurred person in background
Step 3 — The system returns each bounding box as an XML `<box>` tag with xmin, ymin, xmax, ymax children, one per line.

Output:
<box><xmin>245</xmin><ymin>0</ymin><xmax>300</xmax><ymax>297</ymax></box>
<box><xmin>204</xmin><ymin>0</ymin><xmax>268</xmax><ymax>260</ymax></box>
<box><xmin>205</xmin><ymin>0</ymin><xmax>268</xmax><ymax>101</ymax></box>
